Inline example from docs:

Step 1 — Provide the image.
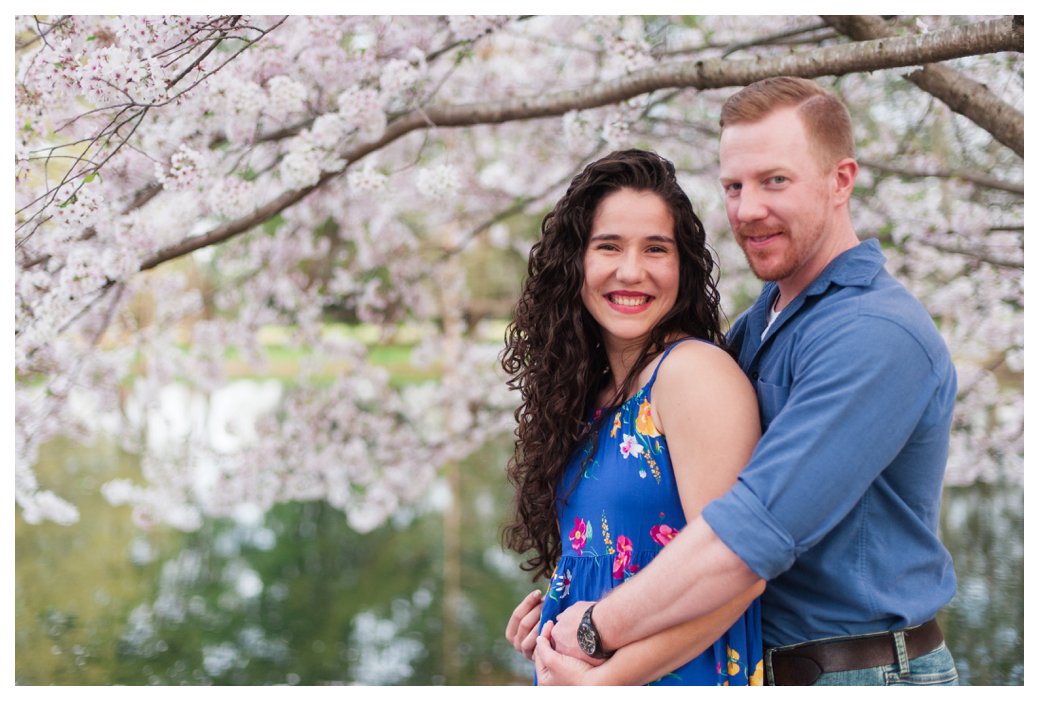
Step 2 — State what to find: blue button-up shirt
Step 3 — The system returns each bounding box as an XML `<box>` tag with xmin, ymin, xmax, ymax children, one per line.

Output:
<box><xmin>703</xmin><ymin>239</ymin><xmax>958</xmax><ymax>647</ymax></box>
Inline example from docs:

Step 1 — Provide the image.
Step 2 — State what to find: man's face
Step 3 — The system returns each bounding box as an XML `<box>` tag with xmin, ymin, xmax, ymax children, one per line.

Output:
<box><xmin>719</xmin><ymin>107</ymin><xmax>838</xmax><ymax>292</ymax></box>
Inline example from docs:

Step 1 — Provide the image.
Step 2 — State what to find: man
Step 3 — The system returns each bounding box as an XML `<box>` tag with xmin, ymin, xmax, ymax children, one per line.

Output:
<box><xmin>526</xmin><ymin>77</ymin><xmax>959</xmax><ymax>685</ymax></box>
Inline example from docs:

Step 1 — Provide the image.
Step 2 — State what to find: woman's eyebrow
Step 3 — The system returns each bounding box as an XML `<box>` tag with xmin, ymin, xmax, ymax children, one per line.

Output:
<box><xmin>588</xmin><ymin>233</ymin><xmax>675</xmax><ymax>242</ymax></box>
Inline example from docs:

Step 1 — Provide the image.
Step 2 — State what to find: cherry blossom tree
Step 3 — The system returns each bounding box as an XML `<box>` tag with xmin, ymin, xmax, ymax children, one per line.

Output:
<box><xmin>15</xmin><ymin>15</ymin><xmax>1024</xmax><ymax>530</ymax></box>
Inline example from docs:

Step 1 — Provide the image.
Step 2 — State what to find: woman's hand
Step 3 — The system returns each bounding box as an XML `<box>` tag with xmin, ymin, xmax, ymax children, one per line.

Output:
<box><xmin>534</xmin><ymin>620</ymin><xmax>602</xmax><ymax>685</ymax></box>
<box><xmin>504</xmin><ymin>589</ymin><xmax>544</xmax><ymax>660</ymax></box>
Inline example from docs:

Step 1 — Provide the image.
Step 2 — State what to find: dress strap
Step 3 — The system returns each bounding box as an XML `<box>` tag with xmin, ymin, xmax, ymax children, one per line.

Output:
<box><xmin>644</xmin><ymin>337</ymin><xmax>706</xmax><ymax>395</ymax></box>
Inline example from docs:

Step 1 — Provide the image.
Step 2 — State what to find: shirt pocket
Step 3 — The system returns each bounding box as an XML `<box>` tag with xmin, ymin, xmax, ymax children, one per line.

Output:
<box><xmin>755</xmin><ymin>378</ymin><xmax>790</xmax><ymax>429</ymax></box>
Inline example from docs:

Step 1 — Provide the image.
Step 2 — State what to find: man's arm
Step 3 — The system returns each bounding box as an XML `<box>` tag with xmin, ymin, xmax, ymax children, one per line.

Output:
<box><xmin>555</xmin><ymin>311</ymin><xmax>947</xmax><ymax>657</ymax></box>
<box><xmin>551</xmin><ymin>339</ymin><xmax>766</xmax><ymax>661</ymax></box>
<box><xmin>550</xmin><ymin>515</ymin><xmax>762</xmax><ymax>661</ymax></box>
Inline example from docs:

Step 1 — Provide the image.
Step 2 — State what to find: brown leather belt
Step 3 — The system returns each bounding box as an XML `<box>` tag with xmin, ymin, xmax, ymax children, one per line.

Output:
<box><xmin>767</xmin><ymin>619</ymin><xmax>945</xmax><ymax>685</ymax></box>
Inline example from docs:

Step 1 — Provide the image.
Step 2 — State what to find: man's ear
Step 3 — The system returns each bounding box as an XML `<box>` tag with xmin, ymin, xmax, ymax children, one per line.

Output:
<box><xmin>832</xmin><ymin>158</ymin><xmax>858</xmax><ymax>206</ymax></box>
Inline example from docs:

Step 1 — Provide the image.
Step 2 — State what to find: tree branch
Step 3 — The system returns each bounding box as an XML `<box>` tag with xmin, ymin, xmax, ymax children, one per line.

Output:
<box><xmin>420</xmin><ymin>16</ymin><xmax>1022</xmax><ymax>126</ymax></box>
<box><xmin>858</xmin><ymin>157</ymin><xmax>1023</xmax><ymax>195</ymax></box>
<box><xmin>167</xmin><ymin>15</ymin><xmax>242</xmax><ymax>85</ymax></box>
<box><xmin>137</xmin><ymin>15</ymin><xmax>1024</xmax><ymax>274</ymax></box>
<box><xmin>823</xmin><ymin>15</ymin><xmax>1024</xmax><ymax>157</ymax></box>
<box><xmin>719</xmin><ymin>19</ymin><xmax>835</xmax><ymax>58</ymax></box>
<box><xmin>918</xmin><ymin>239</ymin><xmax>1022</xmax><ymax>271</ymax></box>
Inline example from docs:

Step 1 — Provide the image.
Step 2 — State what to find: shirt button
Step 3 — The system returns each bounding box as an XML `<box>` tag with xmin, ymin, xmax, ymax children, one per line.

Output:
<box><xmin>751</xmin><ymin>371</ymin><xmax>759</xmax><ymax>380</ymax></box>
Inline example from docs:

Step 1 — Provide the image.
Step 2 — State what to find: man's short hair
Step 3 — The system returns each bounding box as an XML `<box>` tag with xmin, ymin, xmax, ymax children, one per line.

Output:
<box><xmin>720</xmin><ymin>76</ymin><xmax>855</xmax><ymax>168</ymax></box>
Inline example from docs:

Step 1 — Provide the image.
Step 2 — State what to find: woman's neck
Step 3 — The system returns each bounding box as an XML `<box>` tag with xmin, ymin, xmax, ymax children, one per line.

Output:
<box><xmin>603</xmin><ymin>340</ymin><xmax>644</xmax><ymax>398</ymax></box>
<box><xmin>601</xmin><ymin>333</ymin><xmax>680</xmax><ymax>404</ymax></box>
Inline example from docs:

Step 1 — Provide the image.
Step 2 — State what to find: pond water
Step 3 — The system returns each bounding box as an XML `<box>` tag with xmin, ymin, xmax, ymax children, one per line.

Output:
<box><xmin>16</xmin><ymin>435</ymin><xmax>1023</xmax><ymax>685</ymax></box>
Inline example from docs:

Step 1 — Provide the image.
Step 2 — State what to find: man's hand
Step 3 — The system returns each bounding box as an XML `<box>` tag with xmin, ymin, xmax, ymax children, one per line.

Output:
<box><xmin>547</xmin><ymin>600</ymin><xmax>604</xmax><ymax>666</ymax></box>
<box><xmin>504</xmin><ymin>589</ymin><xmax>544</xmax><ymax>660</ymax></box>
<box><xmin>534</xmin><ymin>620</ymin><xmax>600</xmax><ymax>685</ymax></box>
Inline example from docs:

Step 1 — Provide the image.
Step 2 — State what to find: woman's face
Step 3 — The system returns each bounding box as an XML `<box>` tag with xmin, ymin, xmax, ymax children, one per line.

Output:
<box><xmin>580</xmin><ymin>188</ymin><xmax>679</xmax><ymax>355</ymax></box>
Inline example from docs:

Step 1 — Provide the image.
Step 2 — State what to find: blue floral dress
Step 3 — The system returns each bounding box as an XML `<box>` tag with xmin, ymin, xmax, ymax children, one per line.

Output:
<box><xmin>538</xmin><ymin>338</ymin><xmax>763</xmax><ymax>685</ymax></box>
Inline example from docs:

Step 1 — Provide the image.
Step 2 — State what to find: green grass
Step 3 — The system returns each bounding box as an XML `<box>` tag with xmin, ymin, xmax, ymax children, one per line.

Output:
<box><xmin>221</xmin><ymin>322</ymin><xmax>488</xmax><ymax>387</ymax></box>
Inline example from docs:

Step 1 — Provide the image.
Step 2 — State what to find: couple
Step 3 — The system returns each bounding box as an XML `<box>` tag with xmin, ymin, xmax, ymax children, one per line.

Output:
<box><xmin>501</xmin><ymin>77</ymin><xmax>959</xmax><ymax>686</ymax></box>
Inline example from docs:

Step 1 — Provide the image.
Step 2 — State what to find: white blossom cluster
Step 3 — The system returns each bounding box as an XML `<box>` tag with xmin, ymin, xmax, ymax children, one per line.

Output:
<box><xmin>156</xmin><ymin>144</ymin><xmax>209</xmax><ymax>191</ymax></box>
<box><xmin>416</xmin><ymin>163</ymin><xmax>461</xmax><ymax>200</ymax></box>
<box><xmin>347</xmin><ymin>163</ymin><xmax>389</xmax><ymax>194</ymax></box>
<box><xmin>52</xmin><ymin>181</ymin><xmax>104</xmax><ymax>230</ymax></box>
<box><xmin>81</xmin><ymin>44</ymin><xmax>169</xmax><ymax>105</ymax></box>
<box><xmin>206</xmin><ymin>177</ymin><xmax>257</xmax><ymax>220</ymax></box>
<box><xmin>337</xmin><ymin>86</ymin><xmax>387</xmax><ymax>144</ymax></box>
<box><xmin>446</xmin><ymin>15</ymin><xmax>512</xmax><ymax>42</ymax></box>
<box><xmin>264</xmin><ymin>75</ymin><xmax>309</xmax><ymax>123</ymax></box>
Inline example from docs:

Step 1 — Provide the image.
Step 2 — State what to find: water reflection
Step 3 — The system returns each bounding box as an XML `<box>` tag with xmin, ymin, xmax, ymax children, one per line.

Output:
<box><xmin>939</xmin><ymin>483</ymin><xmax>1024</xmax><ymax>685</ymax></box>
<box><xmin>16</xmin><ymin>436</ymin><xmax>1023</xmax><ymax>685</ymax></box>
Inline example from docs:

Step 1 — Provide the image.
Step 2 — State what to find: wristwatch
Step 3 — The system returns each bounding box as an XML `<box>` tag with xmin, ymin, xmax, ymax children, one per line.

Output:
<box><xmin>577</xmin><ymin>603</ymin><xmax>613</xmax><ymax>659</ymax></box>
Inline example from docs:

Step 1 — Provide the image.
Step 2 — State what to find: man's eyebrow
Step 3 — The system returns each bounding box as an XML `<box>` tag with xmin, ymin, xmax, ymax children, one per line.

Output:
<box><xmin>721</xmin><ymin>167</ymin><xmax>788</xmax><ymax>181</ymax></box>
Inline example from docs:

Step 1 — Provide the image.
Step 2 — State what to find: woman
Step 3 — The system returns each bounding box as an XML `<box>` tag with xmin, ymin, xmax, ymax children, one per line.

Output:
<box><xmin>501</xmin><ymin>150</ymin><xmax>764</xmax><ymax>685</ymax></box>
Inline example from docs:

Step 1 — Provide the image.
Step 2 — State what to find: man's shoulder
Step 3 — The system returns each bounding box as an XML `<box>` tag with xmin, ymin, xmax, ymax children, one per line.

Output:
<box><xmin>797</xmin><ymin>272</ymin><xmax>952</xmax><ymax>368</ymax></box>
<box><xmin>811</xmin><ymin>267</ymin><xmax>935</xmax><ymax>332</ymax></box>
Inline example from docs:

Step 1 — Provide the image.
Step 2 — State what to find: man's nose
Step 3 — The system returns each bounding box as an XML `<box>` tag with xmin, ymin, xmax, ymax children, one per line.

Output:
<box><xmin>736</xmin><ymin>188</ymin><xmax>767</xmax><ymax>222</ymax></box>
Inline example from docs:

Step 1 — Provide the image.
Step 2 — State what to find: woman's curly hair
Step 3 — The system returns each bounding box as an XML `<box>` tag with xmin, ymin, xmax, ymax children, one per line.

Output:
<box><xmin>500</xmin><ymin>149</ymin><xmax>727</xmax><ymax>580</ymax></box>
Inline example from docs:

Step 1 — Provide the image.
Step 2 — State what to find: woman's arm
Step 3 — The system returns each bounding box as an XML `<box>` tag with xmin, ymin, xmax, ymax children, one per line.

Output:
<box><xmin>537</xmin><ymin>341</ymin><xmax>763</xmax><ymax>684</ymax></box>
<box><xmin>652</xmin><ymin>340</ymin><xmax>761</xmax><ymax>521</ymax></box>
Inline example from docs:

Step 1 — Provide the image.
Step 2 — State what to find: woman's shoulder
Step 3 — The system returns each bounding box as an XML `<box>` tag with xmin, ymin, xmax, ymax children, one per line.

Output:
<box><xmin>650</xmin><ymin>338</ymin><xmax>758</xmax><ymax>436</ymax></box>
<box><xmin>653</xmin><ymin>338</ymin><xmax>753</xmax><ymax>398</ymax></box>
<box><xmin>662</xmin><ymin>337</ymin><xmax>741</xmax><ymax>371</ymax></box>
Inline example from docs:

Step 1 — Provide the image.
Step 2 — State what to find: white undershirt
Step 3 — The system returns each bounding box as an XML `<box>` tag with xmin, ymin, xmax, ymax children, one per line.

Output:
<box><xmin>761</xmin><ymin>295</ymin><xmax>781</xmax><ymax>339</ymax></box>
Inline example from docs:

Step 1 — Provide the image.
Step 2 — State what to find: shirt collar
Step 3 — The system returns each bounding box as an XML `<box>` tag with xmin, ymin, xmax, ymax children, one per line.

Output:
<box><xmin>745</xmin><ymin>239</ymin><xmax>885</xmax><ymax>344</ymax></box>
<box><xmin>803</xmin><ymin>238</ymin><xmax>886</xmax><ymax>297</ymax></box>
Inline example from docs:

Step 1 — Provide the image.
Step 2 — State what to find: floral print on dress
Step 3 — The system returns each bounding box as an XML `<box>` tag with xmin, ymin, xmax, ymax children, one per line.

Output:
<box><xmin>596</xmin><ymin>388</ymin><xmax>665</xmax><ymax>484</ymax></box>
<box><xmin>749</xmin><ymin>658</ymin><xmax>764</xmax><ymax>685</ymax></box>
<box><xmin>650</xmin><ymin>522</ymin><xmax>679</xmax><ymax>547</ymax></box>
<box><xmin>612</xmin><ymin>534</ymin><xmax>640</xmax><ymax>580</ymax></box>
<box><xmin>635</xmin><ymin>397</ymin><xmax>660</xmax><ymax>437</ymax></box>
<box><xmin>549</xmin><ymin>567</ymin><xmax>572</xmax><ymax>601</ymax></box>
<box><xmin>619</xmin><ymin>434</ymin><xmax>644</xmax><ymax>460</ymax></box>
<box><xmin>726</xmin><ymin>646</ymin><xmax>743</xmax><ymax>677</ymax></box>
<box><xmin>569</xmin><ymin>517</ymin><xmax>589</xmax><ymax>555</ymax></box>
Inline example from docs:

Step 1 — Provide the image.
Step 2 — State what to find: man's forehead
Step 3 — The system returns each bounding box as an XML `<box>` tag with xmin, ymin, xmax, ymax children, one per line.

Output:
<box><xmin>718</xmin><ymin>110</ymin><xmax>811</xmax><ymax>172</ymax></box>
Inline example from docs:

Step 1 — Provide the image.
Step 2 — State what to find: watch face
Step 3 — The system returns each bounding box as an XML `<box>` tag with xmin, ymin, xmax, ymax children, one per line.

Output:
<box><xmin>577</xmin><ymin>621</ymin><xmax>597</xmax><ymax>655</ymax></box>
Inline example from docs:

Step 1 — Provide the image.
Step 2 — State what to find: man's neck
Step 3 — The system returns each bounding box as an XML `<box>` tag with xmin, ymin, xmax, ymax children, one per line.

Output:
<box><xmin>775</xmin><ymin>227</ymin><xmax>860</xmax><ymax>311</ymax></box>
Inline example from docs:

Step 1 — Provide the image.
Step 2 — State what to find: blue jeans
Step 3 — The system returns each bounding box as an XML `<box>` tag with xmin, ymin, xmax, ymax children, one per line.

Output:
<box><xmin>811</xmin><ymin>643</ymin><xmax>959</xmax><ymax>686</ymax></box>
